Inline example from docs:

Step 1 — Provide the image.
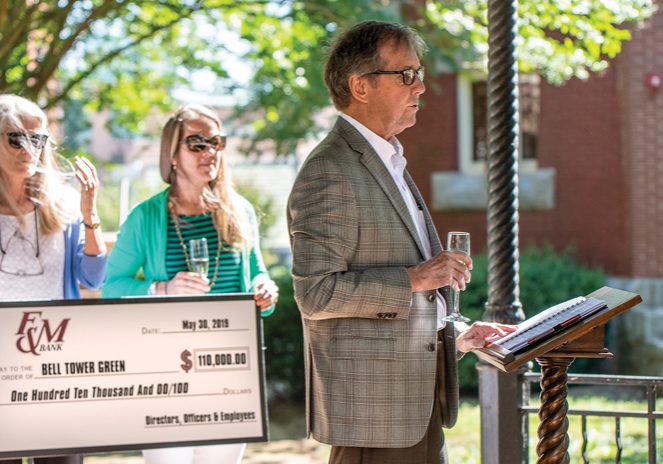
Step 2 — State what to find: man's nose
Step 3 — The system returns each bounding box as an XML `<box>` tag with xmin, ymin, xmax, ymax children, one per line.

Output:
<box><xmin>413</xmin><ymin>76</ymin><xmax>425</xmax><ymax>95</ymax></box>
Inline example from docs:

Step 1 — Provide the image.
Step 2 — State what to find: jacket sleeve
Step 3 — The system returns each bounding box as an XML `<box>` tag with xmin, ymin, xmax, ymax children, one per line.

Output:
<box><xmin>287</xmin><ymin>156</ymin><xmax>412</xmax><ymax>321</ymax></box>
<box><xmin>101</xmin><ymin>206</ymin><xmax>151</xmax><ymax>297</ymax></box>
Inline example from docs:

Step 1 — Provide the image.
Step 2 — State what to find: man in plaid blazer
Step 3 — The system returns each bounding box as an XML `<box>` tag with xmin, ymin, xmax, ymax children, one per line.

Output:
<box><xmin>287</xmin><ymin>21</ymin><xmax>515</xmax><ymax>464</ymax></box>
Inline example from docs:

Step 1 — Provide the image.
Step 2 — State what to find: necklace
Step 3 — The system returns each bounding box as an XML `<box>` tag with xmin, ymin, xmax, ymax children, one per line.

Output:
<box><xmin>0</xmin><ymin>207</ymin><xmax>43</xmax><ymax>277</ymax></box>
<box><xmin>170</xmin><ymin>210</ymin><xmax>222</xmax><ymax>289</ymax></box>
<box><xmin>0</xmin><ymin>207</ymin><xmax>40</xmax><ymax>256</ymax></box>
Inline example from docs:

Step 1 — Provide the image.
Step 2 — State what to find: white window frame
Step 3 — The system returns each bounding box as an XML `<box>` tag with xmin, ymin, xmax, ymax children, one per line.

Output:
<box><xmin>456</xmin><ymin>73</ymin><xmax>539</xmax><ymax>175</ymax></box>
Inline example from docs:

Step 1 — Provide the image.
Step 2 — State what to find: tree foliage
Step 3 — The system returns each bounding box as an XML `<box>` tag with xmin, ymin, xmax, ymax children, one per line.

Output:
<box><xmin>1</xmin><ymin>0</ymin><xmax>256</xmax><ymax>132</ymax></box>
<box><xmin>0</xmin><ymin>0</ymin><xmax>655</xmax><ymax>153</ymax></box>
<box><xmin>423</xmin><ymin>0</ymin><xmax>657</xmax><ymax>83</ymax></box>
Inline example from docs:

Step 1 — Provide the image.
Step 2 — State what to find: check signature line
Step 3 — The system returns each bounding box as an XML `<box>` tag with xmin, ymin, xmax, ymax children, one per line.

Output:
<box><xmin>145</xmin><ymin>420</ymin><xmax>258</xmax><ymax>428</ymax></box>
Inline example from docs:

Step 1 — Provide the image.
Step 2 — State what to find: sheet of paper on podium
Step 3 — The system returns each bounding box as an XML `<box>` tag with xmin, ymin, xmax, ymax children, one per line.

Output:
<box><xmin>493</xmin><ymin>296</ymin><xmax>607</xmax><ymax>354</ymax></box>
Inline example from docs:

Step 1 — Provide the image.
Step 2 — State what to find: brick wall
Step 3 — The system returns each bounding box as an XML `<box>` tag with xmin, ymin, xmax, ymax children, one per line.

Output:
<box><xmin>401</xmin><ymin>9</ymin><xmax>663</xmax><ymax>278</ymax></box>
<box><xmin>528</xmin><ymin>70</ymin><xmax>629</xmax><ymax>274</ymax></box>
<box><xmin>616</xmin><ymin>6</ymin><xmax>663</xmax><ymax>277</ymax></box>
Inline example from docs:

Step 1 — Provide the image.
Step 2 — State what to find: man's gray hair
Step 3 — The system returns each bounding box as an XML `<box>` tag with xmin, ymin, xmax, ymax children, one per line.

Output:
<box><xmin>324</xmin><ymin>20</ymin><xmax>427</xmax><ymax>110</ymax></box>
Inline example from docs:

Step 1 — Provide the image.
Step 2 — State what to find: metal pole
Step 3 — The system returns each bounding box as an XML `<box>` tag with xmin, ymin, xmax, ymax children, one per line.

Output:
<box><xmin>479</xmin><ymin>0</ymin><xmax>528</xmax><ymax>462</ymax></box>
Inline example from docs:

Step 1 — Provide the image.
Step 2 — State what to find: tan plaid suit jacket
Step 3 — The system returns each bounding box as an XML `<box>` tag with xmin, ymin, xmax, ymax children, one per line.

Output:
<box><xmin>287</xmin><ymin>117</ymin><xmax>459</xmax><ymax>448</ymax></box>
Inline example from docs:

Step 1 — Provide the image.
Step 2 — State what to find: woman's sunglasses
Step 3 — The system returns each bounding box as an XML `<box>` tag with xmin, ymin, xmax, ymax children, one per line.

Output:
<box><xmin>179</xmin><ymin>134</ymin><xmax>227</xmax><ymax>153</ymax></box>
<box><xmin>1</xmin><ymin>132</ymin><xmax>49</xmax><ymax>150</ymax></box>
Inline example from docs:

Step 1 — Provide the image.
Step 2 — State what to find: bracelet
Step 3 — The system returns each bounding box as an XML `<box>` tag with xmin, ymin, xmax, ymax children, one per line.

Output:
<box><xmin>83</xmin><ymin>220</ymin><xmax>101</xmax><ymax>229</ymax></box>
<box><xmin>164</xmin><ymin>280</ymin><xmax>169</xmax><ymax>295</ymax></box>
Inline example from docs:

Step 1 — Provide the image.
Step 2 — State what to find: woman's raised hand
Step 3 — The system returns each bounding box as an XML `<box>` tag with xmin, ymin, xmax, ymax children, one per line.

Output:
<box><xmin>74</xmin><ymin>156</ymin><xmax>100</xmax><ymax>226</ymax></box>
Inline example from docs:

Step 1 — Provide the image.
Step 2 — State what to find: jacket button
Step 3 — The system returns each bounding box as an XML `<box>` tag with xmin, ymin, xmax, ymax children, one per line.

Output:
<box><xmin>427</xmin><ymin>343</ymin><xmax>436</xmax><ymax>352</ymax></box>
<box><xmin>427</xmin><ymin>293</ymin><xmax>436</xmax><ymax>302</ymax></box>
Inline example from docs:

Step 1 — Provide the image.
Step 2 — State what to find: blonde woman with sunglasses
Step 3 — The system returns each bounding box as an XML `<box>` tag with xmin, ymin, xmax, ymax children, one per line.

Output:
<box><xmin>102</xmin><ymin>104</ymin><xmax>278</xmax><ymax>464</ymax></box>
<box><xmin>0</xmin><ymin>95</ymin><xmax>106</xmax><ymax>463</ymax></box>
<box><xmin>0</xmin><ymin>94</ymin><xmax>106</xmax><ymax>301</ymax></box>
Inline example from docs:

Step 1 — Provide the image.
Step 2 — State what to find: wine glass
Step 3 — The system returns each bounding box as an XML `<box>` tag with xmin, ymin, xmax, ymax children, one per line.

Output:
<box><xmin>443</xmin><ymin>231</ymin><xmax>471</xmax><ymax>323</ymax></box>
<box><xmin>189</xmin><ymin>238</ymin><xmax>209</xmax><ymax>279</ymax></box>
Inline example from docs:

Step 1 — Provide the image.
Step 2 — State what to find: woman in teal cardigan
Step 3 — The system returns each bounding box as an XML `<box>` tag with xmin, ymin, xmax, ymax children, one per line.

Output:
<box><xmin>101</xmin><ymin>187</ymin><xmax>275</xmax><ymax>311</ymax></box>
<box><xmin>102</xmin><ymin>104</ymin><xmax>278</xmax><ymax>464</ymax></box>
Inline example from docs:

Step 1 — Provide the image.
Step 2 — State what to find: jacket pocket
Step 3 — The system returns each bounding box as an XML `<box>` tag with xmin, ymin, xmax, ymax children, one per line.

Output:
<box><xmin>331</xmin><ymin>337</ymin><xmax>396</xmax><ymax>360</ymax></box>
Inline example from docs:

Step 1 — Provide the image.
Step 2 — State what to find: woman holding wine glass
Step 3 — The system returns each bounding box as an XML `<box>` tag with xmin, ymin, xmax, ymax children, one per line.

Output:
<box><xmin>102</xmin><ymin>103</ymin><xmax>278</xmax><ymax>464</ymax></box>
<box><xmin>102</xmin><ymin>103</ymin><xmax>277</xmax><ymax>308</ymax></box>
<box><xmin>0</xmin><ymin>94</ymin><xmax>106</xmax><ymax>464</ymax></box>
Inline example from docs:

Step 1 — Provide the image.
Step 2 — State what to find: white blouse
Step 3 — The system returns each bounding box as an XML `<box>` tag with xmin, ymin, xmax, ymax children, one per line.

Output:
<box><xmin>0</xmin><ymin>210</ymin><xmax>65</xmax><ymax>301</ymax></box>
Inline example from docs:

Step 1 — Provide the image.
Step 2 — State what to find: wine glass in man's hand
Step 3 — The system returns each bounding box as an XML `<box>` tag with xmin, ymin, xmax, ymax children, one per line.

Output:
<box><xmin>442</xmin><ymin>231</ymin><xmax>471</xmax><ymax>323</ymax></box>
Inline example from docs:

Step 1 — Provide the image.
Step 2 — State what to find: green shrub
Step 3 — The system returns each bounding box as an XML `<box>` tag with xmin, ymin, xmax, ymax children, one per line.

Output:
<box><xmin>263</xmin><ymin>264</ymin><xmax>305</xmax><ymax>400</ymax></box>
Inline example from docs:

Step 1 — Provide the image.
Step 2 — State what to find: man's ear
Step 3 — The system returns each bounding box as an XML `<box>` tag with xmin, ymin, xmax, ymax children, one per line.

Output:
<box><xmin>348</xmin><ymin>74</ymin><xmax>370</xmax><ymax>104</ymax></box>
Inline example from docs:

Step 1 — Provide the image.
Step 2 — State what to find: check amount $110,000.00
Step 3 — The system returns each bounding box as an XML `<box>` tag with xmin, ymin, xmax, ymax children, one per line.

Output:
<box><xmin>179</xmin><ymin>348</ymin><xmax>250</xmax><ymax>373</ymax></box>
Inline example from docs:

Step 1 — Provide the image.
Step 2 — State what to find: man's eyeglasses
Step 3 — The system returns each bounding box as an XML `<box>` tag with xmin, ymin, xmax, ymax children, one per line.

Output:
<box><xmin>179</xmin><ymin>134</ymin><xmax>227</xmax><ymax>153</ymax></box>
<box><xmin>1</xmin><ymin>132</ymin><xmax>49</xmax><ymax>150</ymax></box>
<box><xmin>365</xmin><ymin>66</ymin><xmax>425</xmax><ymax>86</ymax></box>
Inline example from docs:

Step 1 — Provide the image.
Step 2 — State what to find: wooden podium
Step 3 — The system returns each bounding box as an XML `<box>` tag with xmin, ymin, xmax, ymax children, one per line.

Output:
<box><xmin>475</xmin><ymin>286</ymin><xmax>642</xmax><ymax>464</ymax></box>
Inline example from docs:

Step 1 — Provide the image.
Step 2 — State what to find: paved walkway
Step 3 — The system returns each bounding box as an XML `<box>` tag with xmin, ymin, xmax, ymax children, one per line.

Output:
<box><xmin>84</xmin><ymin>439</ymin><xmax>331</xmax><ymax>464</ymax></box>
<box><xmin>244</xmin><ymin>439</ymin><xmax>330</xmax><ymax>463</ymax></box>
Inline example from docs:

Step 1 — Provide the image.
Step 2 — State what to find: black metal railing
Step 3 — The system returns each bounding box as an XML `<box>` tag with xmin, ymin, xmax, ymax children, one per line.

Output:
<box><xmin>521</xmin><ymin>372</ymin><xmax>662</xmax><ymax>463</ymax></box>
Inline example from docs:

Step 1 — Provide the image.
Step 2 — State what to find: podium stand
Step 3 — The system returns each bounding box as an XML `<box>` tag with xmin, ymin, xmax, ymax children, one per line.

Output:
<box><xmin>475</xmin><ymin>286</ymin><xmax>642</xmax><ymax>464</ymax></box>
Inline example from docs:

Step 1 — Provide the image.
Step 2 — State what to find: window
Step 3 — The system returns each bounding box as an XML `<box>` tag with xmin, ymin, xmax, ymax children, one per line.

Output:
<box><xmin>458</xmin><ymin>74</ymin><xmax>540</xmax><ymax>173</ymax></box>
<box><xmin>432</xmin><ymin>73</ymin><xmax>552</xmax><ymax>211</ymax></box>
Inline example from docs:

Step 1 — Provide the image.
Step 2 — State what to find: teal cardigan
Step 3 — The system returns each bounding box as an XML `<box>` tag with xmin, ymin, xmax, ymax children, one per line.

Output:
<box><xmin>102</xmin><ymin>188</ymin><xmax>275</xmax><ymax>316</ymax></box>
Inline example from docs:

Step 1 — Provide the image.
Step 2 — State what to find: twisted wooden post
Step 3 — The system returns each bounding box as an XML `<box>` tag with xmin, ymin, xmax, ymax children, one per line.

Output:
<box><xmin>479</xmin><ymin>2</ymin><xmax>527</xmax><ymax>462</ymax></box>
<box><xmin>482</xmin><ymin>0</ymin><xmax>525</xmax><ymax>325</ymax></box>
<box><xmin>535</xmin><ymin>357</ymin><xmax>575</xmax><ymax>464</ymax></box>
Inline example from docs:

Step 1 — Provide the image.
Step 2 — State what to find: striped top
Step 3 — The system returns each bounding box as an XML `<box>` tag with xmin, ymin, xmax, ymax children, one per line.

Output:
<box><xmin>166</xmin><ymin>213</ymin><xmax>241</xmax><ymax>293</ymax></box>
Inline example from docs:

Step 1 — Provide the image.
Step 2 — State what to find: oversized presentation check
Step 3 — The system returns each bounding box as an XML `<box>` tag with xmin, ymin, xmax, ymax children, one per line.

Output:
<box><xmin>0</xmin><ymin>294</ymin><xmax>268</xmax><ymax>459</ymax></box>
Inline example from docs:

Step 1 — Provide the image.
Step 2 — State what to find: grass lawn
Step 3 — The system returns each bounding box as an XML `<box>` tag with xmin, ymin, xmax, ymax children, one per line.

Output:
<box><xmin>446</xmin><ymin>396</ymin><xmax>662</xmax><ymax>463</ymax></box>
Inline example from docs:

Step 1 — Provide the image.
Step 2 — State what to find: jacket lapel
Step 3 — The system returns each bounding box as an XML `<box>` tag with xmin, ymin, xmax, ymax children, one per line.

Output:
<box><xmin>334</xmin><ymin>118</ymin><xmax>427</xmax><ymax>259</ymax></box>
<box><xmin>404</xmin><ymin>170</ymin><xmax>442</xmax><ymax>255</ymax></box>
<box><xmin>404</xmin><ymin>161</ymin><xmax>452</xmax><ymax>308</ymax></box>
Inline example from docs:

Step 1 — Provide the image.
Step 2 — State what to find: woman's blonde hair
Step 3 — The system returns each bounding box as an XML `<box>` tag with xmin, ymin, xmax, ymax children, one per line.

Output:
<box><xmin>0</xmin><ymin>94</ymin><xmax>76</xmax><ymax>234</ymax></box>
<box><xmin>160</xmin><ymin>104</ymin><xmax>249</xmax><ymax>247</ymax></box>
